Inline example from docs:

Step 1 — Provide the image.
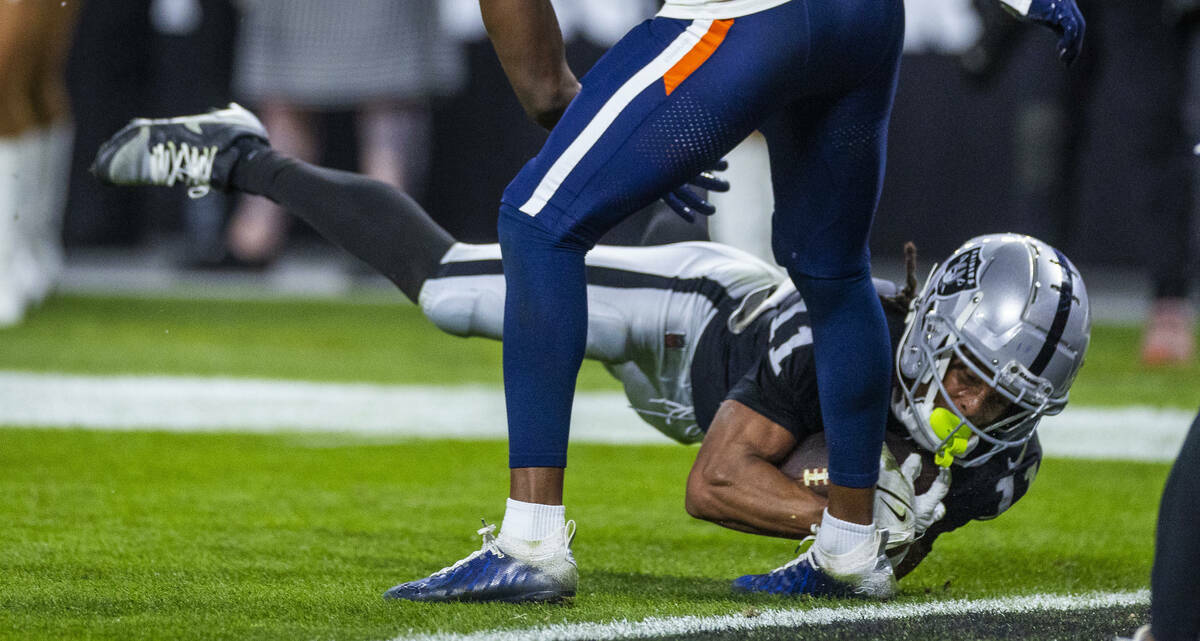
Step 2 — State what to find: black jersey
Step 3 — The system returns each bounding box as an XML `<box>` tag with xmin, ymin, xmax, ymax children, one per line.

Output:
<box><xmin>690</xmin><ymin>287</ymin><xmax>1043</xmax><ymax>534</ymax></box>
<box><xmin>690</xmin><ymin>288</ymin><xmax>906</xmax><ymax>440</ymax></box>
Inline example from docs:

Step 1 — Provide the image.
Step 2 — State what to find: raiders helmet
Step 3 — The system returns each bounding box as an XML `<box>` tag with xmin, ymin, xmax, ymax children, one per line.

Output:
<box><xmin>893</xmin><ymin>233</ymin><xmax>1091</xmax><ymax>467</ymax></box>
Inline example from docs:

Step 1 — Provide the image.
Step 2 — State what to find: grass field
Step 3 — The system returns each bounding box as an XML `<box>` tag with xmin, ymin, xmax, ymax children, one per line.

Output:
<box><xmin>0</xmin><ymin>430</ymin><xmax>1166</xmax><ymax>641</ymax></box>
<box><xmin>2</xmin><ymin>294</ymin><xmax>1198</xmax><ymax>408</ymax></box>
<box><xmin>0</xmin><ymin>293</ymin><xmax>1192</xmax><ymax>640</ymax></box>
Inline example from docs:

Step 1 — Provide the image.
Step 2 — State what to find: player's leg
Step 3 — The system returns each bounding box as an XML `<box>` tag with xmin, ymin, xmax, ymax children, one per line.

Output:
<box><xmin>1148</xmin><ymin>409</ymin><xmax>1200</xmax><ymax>641</ymax></box>
<box><xmin>489</xmin><ymin>11</ymin><xmax>808</xmax><ymax>569</ymax></box>
<box><xmin>738</xmin><ymin>0</ymin><xmax>904</xmax><ymax>598</ymax></box>
<box><xmin>91</xmin><ymin>105</ymin><xmax>453</xmax><ymax>302</ymax></box>
<box><xmin>423</xmin><ymin>241</ymin><xmax>779</xmax><ymax>360</ymax></box>
<box><xmin>423</xmin><ymin>241</ymin><xmax>781</xmax><ymax>445</ymax></box>
<box><xmin>226</xmin><ymin>102</ymin><xmax>315</xmax><ymax>264</ymax></box>
<box><xmin>227</xmin><ymin>145</ymin><xmax>452</xmax><ymax>301</ymax></box>
<box><xmin>19</xmin><ymin>0</ymin><xmax>79</xmax><ymax>306</ymax></box>
<box><xmin>0</xmin><ymin>0</ymin><xmax>39</xmax><ymax>324</ymax></box>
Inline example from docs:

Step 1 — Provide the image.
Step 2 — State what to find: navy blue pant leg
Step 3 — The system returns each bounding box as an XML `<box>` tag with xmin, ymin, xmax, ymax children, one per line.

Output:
<box><xmin>761</xmin><ymin>19</ymin><xmax>904</xmax><ymax>487</ymax></box>
<box><xmin>498</xmin><ymin>0</ymin><xmax>903</xmax><ymax>477</ymax></box>
<box><xmin>1151</xmin><ymin>409</ymin><xmax>1200</xmax><ymax>641</ymax></box>
<box><xmin>497</xmin><ymin>16</ymin><xmax>779</xmax><ymax>469</ymax></box>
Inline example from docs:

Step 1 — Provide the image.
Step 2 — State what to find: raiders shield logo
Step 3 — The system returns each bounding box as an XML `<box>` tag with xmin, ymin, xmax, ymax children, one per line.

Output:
<box><xmin>937</xmin><ymin>247</ymin><xmax>981</xmax><ymax>297</ymax></box>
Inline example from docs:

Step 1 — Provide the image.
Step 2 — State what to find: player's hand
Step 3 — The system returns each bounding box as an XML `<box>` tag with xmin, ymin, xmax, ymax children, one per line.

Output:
<box><xmin>997</xmin><ymin>0</ymin><xmax>1085</xmax><ymax>65</ymax></box>
<box><xmin>875</xmin><ymin>447</ymin><xmax>917</xmax><ymax>551</ymax></box>
<box><xmin>902</xmin><ymin>453</ymin><xmax>950</xmax><ymax>537</ymax></box>
<box><xmin>662</xmin><ymin>159</ymin><xmax>730</xmax><ymax>223</ymax></box>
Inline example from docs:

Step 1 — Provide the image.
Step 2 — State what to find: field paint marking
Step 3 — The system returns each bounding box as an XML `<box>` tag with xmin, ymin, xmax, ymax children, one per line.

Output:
<box><xmin>395</xmin><ymin>590</ymin><xmax>1149</xmax><ymax>641</ymax></box>
<box><xmin>0</xmin><ymin>371</ymin><xmax>1192</xmax><ymax>460</ymax></box>
<box><xmin>0</xmin><ymin>371</ymin><xmax>661</xmax><ymax>445</ymax></box>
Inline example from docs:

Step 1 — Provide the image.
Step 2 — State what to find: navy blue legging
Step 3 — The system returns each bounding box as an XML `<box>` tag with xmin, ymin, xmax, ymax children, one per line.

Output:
<box><xmin>498</xmin><ymin>0</ymin><xmax>904</xmax><ymax>488</ymax></box>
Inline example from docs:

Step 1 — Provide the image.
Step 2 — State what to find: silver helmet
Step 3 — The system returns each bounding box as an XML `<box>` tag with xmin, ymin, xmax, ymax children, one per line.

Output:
<box><xmin>893</xmin><ymin>233</ymin><xmax>1091</xmax><ymax>467</ymax></box>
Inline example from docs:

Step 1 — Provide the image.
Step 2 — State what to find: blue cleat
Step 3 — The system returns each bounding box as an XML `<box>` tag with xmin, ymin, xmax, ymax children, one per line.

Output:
<box><xmin>384</xmin><ymin>521</ymin><xmax>578</xmax><ymax>603</ymax></box>
<box><xmin>733</xmin><ymin>528</ymin><xmax>896</xmax><ymax>599</ymax></box>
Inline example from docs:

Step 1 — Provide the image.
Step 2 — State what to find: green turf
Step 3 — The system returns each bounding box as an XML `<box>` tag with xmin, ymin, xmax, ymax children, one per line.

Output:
<box><xmin>3</xmin><ymin>294</ymin><xmax>1199</xmax><ymax>407</ymax></box>
<box><xmin>0</xmin><ymin>428</ymin><xmax>1163</xmax><ymax>641</ymax></box>
<box><xmin>0</xmin><ymin>294</ymin><xmax>618</xmax><ymax>392</ymax></box>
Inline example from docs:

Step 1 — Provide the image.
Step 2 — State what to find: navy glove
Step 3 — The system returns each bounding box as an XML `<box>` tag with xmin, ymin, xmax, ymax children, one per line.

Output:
<box><xmin>662</xmin><ymin>159</ymin><xmax>730</xmax><ymax>223</ymax></box>
<box><xmin>998</xmin><ymin>0</ymin><xmax>1085</xmax><ymax>65</ymax></box>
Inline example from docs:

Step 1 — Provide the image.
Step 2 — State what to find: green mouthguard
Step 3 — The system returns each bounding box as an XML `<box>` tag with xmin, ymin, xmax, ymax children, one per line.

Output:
<box><xmin>930</xmin><ymin>407</ymin><xmax>970</xmax><ymax>467</ymax></box>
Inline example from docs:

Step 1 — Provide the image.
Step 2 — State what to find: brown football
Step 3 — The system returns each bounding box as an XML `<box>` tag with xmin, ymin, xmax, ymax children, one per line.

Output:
<box><xmin>779</xmin><ymin>431</ymin><xmax>938</xmax><ymax>496</ymax></box>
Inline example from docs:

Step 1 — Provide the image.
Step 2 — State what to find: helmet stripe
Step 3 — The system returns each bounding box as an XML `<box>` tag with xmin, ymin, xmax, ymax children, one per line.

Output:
<box><xmin>1029</xmin><ymin>249</ymin><xmax>1074</xmax><ymax>376</ymax></box>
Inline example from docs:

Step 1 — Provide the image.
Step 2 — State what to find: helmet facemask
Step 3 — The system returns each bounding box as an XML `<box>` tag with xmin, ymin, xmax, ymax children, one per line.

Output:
<box><xmin>893</xmin><ymin>304</ymin><xmax>1052</xmax><ymax>468</ymax></box>
<box><xmin>892</xmin><ymin>236</ymin><xmax>1082</xmax><ymax>468</ymax></box>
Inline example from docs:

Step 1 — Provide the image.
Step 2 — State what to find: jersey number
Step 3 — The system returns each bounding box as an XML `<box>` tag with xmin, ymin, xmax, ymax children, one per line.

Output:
<box><xmin>768</xmin><ymin>306</ymin><xmax>812</xmax><ymax>374</ymax></box>
<box><xmin>984</xmin><ymin>463</ymin><xmax>1037</xmax><ymax>520</ymax></box>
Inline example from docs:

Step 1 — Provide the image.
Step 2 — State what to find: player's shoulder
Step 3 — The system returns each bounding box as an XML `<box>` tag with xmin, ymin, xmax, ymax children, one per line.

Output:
<box><xmin>958</xmin><ymin>437</ymin><xmax>1042</xmax><ymax>482</ymax></box>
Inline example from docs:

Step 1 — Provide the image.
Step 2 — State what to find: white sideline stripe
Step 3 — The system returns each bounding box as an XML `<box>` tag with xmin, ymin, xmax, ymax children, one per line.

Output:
<box><xmin>395</xmin><ymin>590</ymin><xmax>1149</xmax><ymax>641</ymax></box>
<box><xmin>518</xmin><ymin>20</ymin><xmax>711</xmax><ymax>216</ymax></box>
<box><xmin>0</xmin><ymin>371</ymin><xmax>1193</xmax><ymax>460</ymax></box>
<box><xmin>0</xmin><ymin>371</ymin><xmax>670</xmax><ymax>444</ymax></box>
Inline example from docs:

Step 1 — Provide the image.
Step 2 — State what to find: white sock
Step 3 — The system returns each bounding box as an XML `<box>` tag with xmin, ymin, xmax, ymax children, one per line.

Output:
<box><xmin>499</xmin><ymin>498</ymin><xmax>565</xmax><ymax>542</ymax></box>
<box><xmin>815</xmin><ymin>508</ymin><xmax>874</xmax><ymax>556</ymax></box>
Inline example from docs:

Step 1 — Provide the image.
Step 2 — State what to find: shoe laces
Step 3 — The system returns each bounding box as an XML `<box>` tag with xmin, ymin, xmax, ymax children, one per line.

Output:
<box><xmin>148</xmin><ymin>139</ymin><xmax>219</xmax><ymax>198</ymax></box>
<box><xmin>427</xmin><ymin>519</ymin><xmax>504</xmax><ymax>579</ymax></box>
<box><xmin>766</xmin><ymin>535</ymin><xmax>816</xmax><ymax>574</ymax></box>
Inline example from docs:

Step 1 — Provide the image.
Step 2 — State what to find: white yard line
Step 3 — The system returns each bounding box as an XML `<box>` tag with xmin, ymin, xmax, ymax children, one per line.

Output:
<box><xmin>0</xmin><ymin>371</ymin><xmax>662</xmax><ymax>444</ymax></box>
<box><xmin>395</xmin><ymin>590</ymin><xmax>1150</xmax><ymax>641</ymax></box>
<box><xmin>0</xmin><ymin>371</ymin><xmax>1192</xmax><ymax>460</ymax></box>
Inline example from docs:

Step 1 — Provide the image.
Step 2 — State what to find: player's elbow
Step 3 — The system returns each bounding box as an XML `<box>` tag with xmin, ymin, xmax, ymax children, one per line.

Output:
<box><xmin>684</xmin><ymin>461</ymin><xmax>734</xmax><ymax>522</ymax></box>
<box><xmin>520</xmin><ymin>78</ymin><xmax>579</xmax><ymax>129</ymax></box>
<box><xmin>684</xmin><ymin>482</ymin><xmax>716</xmax><ymax>522</ymax></box>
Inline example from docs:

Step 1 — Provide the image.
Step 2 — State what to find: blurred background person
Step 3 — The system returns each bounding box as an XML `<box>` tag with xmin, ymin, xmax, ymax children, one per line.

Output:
<box><xmin>960</xmin><ymin>0</ymin><xmax>1199</xmax><ymax>365</ymax></box>
<box><xmin>224</xmin><ymin>0</ymin><xmax>464</xmax><ymax>266</ymax></box>
<box><xmin>64</xmin><ymin>0</ymin><xmax>153</xmax><ymax>251</ymax></box>
<box><xmin>0</xmin><ymin>0</ymin><xmax>80</xmax><ymax>326</ymax></box>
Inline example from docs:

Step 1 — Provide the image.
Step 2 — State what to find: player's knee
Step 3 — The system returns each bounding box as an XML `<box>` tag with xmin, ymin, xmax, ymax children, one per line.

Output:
<box><xmin>772</xmin><ymin>232</ymin><xmax>870</xmax><ymax>282</ymax></box>
<box><xmin>497</xmin><ymin>204</ymin><xmax>592</xmax><ymax>257</ymax></box>
<box><xmin>777</xmin><ymin>257</ymin><xmax>871</xmax><ymax>285</ymax></box>
<box><xmin>419</xmin><ymin>284</ymin><xmax>504</xmax><ymax>339</ymax></box>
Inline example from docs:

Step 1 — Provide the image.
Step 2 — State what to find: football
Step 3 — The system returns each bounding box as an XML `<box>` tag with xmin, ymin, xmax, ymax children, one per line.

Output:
<box><xmin>780</xmin><ymin>431</ymin><xmax>938</xmax><ymax>495</ymax></box>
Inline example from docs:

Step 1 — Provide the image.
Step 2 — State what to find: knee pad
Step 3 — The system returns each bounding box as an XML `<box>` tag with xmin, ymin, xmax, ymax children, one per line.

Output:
<box><xmin>419</xmin><ymin>280</ymin><xmax>505</xmax><ymax>340</ymax></box>
<box><xmin>417</xmin><ymin>243</ymin><xmax>506</xmax><ymax>340</ymax></box>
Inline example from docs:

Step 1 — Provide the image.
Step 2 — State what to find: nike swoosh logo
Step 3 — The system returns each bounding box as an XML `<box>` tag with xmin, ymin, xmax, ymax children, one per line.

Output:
<box><xmin>877</xmin><ymin>487</ymin><xmax>909</xmax><ymax>520</ymax></box>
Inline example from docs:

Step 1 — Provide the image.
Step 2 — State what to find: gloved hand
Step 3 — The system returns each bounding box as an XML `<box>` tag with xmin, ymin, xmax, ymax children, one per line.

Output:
<box><xmin>662</xmin><ymin>159</ymin><xmax>729</xmax><ymax>223</ymax></box>
<box><xmin>901</xmin><ymin>453</ymin><xmax>951</xmax><ymax>537</ymax></box>
<box><xmin>997</xmin><ymin>0</ymin><xmax>1085</xmax><ymax>65</ymax></box>
<box><xmin>875</xmin><ymin>447</ymin><xmax>917</xmax><ymax>552</ymax></box>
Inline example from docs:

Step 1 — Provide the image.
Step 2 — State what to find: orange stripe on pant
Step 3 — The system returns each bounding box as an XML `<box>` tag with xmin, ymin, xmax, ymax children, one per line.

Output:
<box><xmin>662</xmin><ymin>19</ymin><xmax>734</xmax><ymax>96</ymax></box>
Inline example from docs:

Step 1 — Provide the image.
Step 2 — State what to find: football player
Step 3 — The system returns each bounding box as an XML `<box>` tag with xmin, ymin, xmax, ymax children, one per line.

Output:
<box><xmin>1116</xmin><ymin>408</ymin><xmax>1200</xmax><ymax>641</ymax></box>
<box><xmin>92</xmin><ymin>105</ymin><xmax>1091</xmax><ymax>600</ymax></box>
<box><xmin>473</xmin><ymin>0</ymin><xmax>1084</xmax><ymax>605</ymax></box>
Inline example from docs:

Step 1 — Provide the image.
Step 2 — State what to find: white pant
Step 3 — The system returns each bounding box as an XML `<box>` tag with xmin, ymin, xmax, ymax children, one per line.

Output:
<box><xmin>418</xmin><ymin>241</ymin><xmax>785</xmax><ymax>443</ymax></box>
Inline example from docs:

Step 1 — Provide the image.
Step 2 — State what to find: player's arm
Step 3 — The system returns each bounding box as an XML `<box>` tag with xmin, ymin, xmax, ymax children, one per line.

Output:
<box><xmin>478</xmin><ymin>0</ymin><xmax>580</xmax><ymax>129</ymax></box>
<box><xmin>685</xmin><ymin>400</ymin><xmax>827</xmax><ymax>538</ymax></box>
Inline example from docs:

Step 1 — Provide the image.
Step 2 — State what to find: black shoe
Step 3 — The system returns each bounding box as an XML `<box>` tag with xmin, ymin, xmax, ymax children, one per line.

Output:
<box><xmin>92</xmin><ymin>103</ymin><xmax>268</xmax><ymax>198</ymax></box>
